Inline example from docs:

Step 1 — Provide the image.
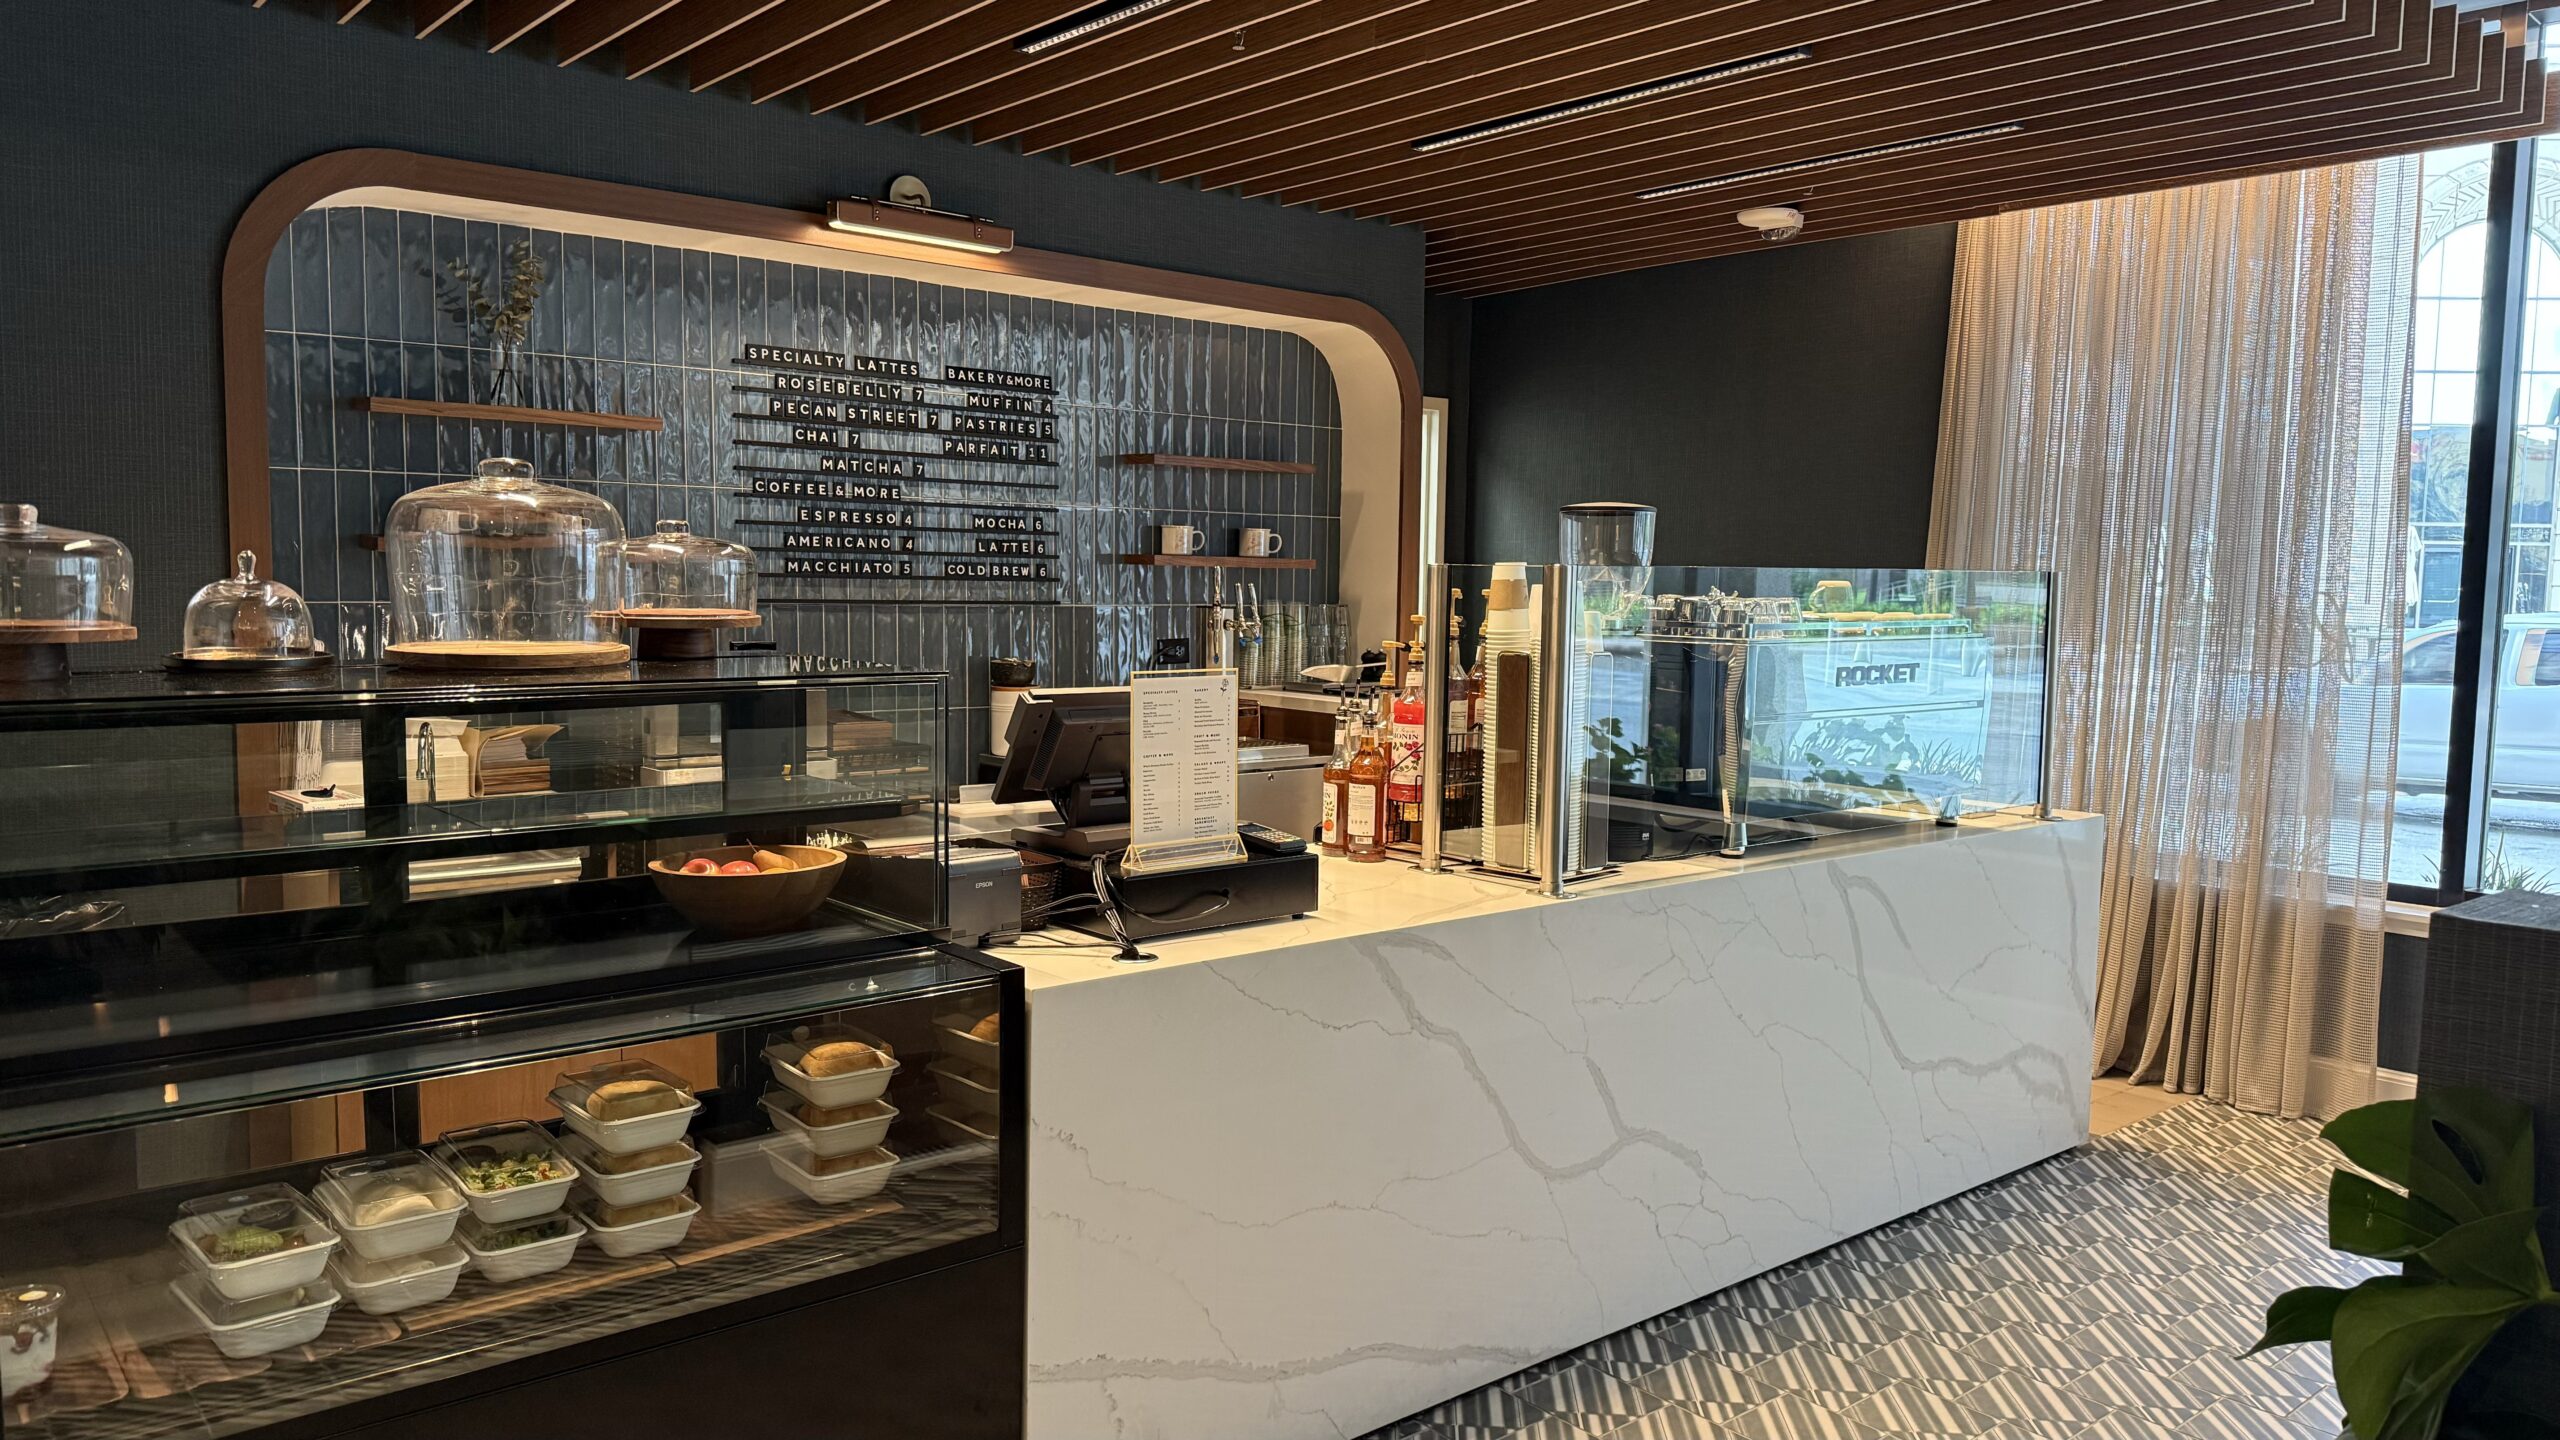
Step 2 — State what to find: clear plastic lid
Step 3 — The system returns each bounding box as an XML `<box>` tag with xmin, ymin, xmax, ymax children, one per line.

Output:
<box><xmin>0</xmin><ymin>1282</ymin><xmax>65</xmax><ymax>1327</ymax></box>
<box><xmin>181</xmin><ymin>550</ymin><xmax>315</xmax><ymax>659</ymax></box>
<box><xmin>0</xmin><ymin>504</ymin><xmax>134</xmax><ymax>629</ymax></box>
<box><xmin>551</xmin><ymin>1059</ymin><xmax>698</xmax><ymax>1119</ymax></box>
<box><xmin>331</xmin><ymin>1243</ymin><xmax>467</xmax><ymax>1289</ymax></box>
<box><xmin>316</xmin><ymin>1152</ymin><xmax>464</xmax><ymax>1226</ymax></box>
<box><xmin>556</xmin><ymin>1131</ymin><xmax>695</xmax><ymax>1177</ymax></box>
<box><xmin>386</xmin><ymin>457</ymin><xmax>626</xmax><ymax>646</ymax></box>
<box><xmin>456</xmin><ymin>1211</ymin><xmax>583</xmax><ymax>1254</ymax></box>
<box><xmin>173</xmin><ymin>1185</ymin><xmax>337</xmax><ymax>1269</ymax></box>
<box><xmin>765</xmin><ymin>1023</ymin><xmax>895</xmax><ymax>1077</ymax></box>
<box><xmin>170</xmin><ymin>1273</ymin><xmax>338</xmax><ymax>1330</ymax></box>
<box><xmin>609</xmin><ymin>519</ymin><xmax>758</xmax><ymax>616</ymax></box>
<box><xmin>432</xmin><ymin>1120</ymin><xmax>575</xmax><ymax>1192</ymax></box>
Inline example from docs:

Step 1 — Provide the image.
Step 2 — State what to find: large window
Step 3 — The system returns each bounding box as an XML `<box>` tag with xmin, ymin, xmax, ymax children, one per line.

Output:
<box><xmin>2395</xmin><ymin>137</ymin><xmax>2560</xmax><ymax>901</ymax></box>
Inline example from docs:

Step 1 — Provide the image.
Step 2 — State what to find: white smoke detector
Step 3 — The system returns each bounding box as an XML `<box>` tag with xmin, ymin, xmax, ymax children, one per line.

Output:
<box><xmin>1737</xmin><ymin>205</ymin><xmax>1804</xmax><ymax>241</ymax></box>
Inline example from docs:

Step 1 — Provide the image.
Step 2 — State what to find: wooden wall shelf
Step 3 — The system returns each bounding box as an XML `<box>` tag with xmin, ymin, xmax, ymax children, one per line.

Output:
<box><xmin>353</xmin><ymin>397</ymin><xmax>665</xmax><ymax>432</ymax></box>
<box><xmin>1122</xmin><ymin>553</ymin><xmax>1317</xmax><ymax>570</ymax></box>
<box><xmin>1118</xmin><ymin>453</ymin><xmax>1315</xmax><ymax>474</ymax></box>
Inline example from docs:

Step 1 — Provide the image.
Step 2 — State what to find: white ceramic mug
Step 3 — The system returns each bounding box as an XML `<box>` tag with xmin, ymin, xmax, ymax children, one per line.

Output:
<box><xmin>1239</xmin><ymin>527</ymin><xmax>1285</xmax><ymax>557</ymax></box>
<box><xmin>1154</xmin><ymin>524</ymin><xmax>1206</xmax><ymax>555</ymax></box>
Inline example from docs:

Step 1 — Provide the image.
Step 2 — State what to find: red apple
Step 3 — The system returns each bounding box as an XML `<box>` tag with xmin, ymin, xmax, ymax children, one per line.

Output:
<box><xmin>681</xmin><ymin>858</ymin><xmax>716</xmax><ymax>875</ymax></box>
<box><xmin>718</xmin><ymin>860</ymin><xmax>762</xmax><ymax>876</ymax></box>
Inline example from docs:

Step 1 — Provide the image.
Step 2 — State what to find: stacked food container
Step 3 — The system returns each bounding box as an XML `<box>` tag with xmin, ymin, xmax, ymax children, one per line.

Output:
<box><xmin>927</xmin><ymin>1010</ymin><xmax>1002</xmax><ymax>1150</ymax></box>
<box><xmin>431</xmin><ymin>1120</ymin><xmax>589</xmax><ymax>1287</ymax></box>
<box><xmin>762</xmin><ymin>1024</ymin><xmax>899</xmax><ymax>1203</ymax></box>
<box><xmin>550</xmin><ymin>1060</ymin><xmax>702</xmax><ymax>1256</ymax></box>
<box><xmin>312</xmin><ymin>1152</ymin><xmax>470</xmax><ymax>1316</ymax></box>
<box><xmin>167</xmin><ymin>1185</ymin><xmax>344</xmax><ymax>1359</ymax></box>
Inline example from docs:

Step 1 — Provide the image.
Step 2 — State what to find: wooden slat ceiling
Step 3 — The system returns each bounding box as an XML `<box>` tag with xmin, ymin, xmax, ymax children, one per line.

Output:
<box><xmin>261</xmin><ymin>0</ymin><xmax>2556</xmax><ymax>295</ymax></box>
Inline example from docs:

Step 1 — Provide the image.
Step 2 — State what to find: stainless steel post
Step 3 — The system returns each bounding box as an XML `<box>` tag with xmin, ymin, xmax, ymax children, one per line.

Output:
<box><xmin>1537</xmin><ymin>565</ymin><xmax>1574</xmax><ymax>897</ymax></box>
<box><xmin>1420</xmin><ymin>570</ymin><xmax>1451</xmax><ymax>872</ymax></box>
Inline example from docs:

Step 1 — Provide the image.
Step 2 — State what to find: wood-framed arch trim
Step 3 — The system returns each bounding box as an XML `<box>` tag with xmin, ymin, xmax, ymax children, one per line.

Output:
<box><xmin>219</xmin><ymin>147</ymin><xmax>1422</xmax><ymax>644</ymax></box>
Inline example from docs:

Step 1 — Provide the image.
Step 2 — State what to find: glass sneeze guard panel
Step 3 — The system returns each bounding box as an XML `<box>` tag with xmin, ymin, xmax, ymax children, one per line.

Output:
<box><xmin>1422</xmin><ymin>564</ymin><xmax>2050</xmax><ymax>883</ymax></box>
<box><xmin>1566</xmin><ymin>566</ymin><xmax>2049</xmax><ymax>873</ymax></box>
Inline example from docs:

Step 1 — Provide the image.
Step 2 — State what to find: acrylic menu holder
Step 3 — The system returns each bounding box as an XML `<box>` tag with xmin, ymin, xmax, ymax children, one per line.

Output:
<box><xmin>1118</xmin><ymin>667</ymin><xmax>1249</xmax><ymax>876</ymax></box>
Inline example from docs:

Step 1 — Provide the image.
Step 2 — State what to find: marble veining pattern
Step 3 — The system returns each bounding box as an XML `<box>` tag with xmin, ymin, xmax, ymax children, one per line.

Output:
<box><xmin>1022</xmin><ymin>818</ymin><xmax>2103</xmax><ymax>1439</ymax></box>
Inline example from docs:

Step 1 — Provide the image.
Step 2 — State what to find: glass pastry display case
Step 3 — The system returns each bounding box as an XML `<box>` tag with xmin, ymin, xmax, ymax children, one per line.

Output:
<box><xmin>0</xmin><ymin>658</ymin><xmax>1025</xmax><ymax>1440</ymax></box>
<box><xmin>384</xmin><ymin>457</ymin><xmax>629</xmax><ymax>670</ymax></box>
<box><xmin>1422</xmin><ymin>564</ymin><xmax>2051</xmax><ymax>888</ymax></box>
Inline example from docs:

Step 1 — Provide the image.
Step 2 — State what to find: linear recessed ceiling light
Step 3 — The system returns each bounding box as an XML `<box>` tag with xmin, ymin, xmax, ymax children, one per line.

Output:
<box><xmin>824</xmin><ymin>198</ymin><xmax>1016</xmax><ymax>255</ymax></box>
<box><xmin>1414</xmin><ymin>49</ymin><xmax>1813</xmax><ymax>155</ymax></box>
<box><xmin>1637</xmin><ymin>123</ymin><xmax>2027</xmax><ymax>201</ymax></box>
<box><xmin>1017</xmin><ymin>0</ymin><xmax>1175</xmax><ymax>56</ymax></box>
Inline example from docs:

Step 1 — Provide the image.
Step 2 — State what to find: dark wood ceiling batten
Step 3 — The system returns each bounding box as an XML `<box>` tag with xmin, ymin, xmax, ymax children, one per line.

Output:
<box><xmin>228</xmin><ymin>0</ymin><xmax>2546</xmax><ymax>296</ymax></box>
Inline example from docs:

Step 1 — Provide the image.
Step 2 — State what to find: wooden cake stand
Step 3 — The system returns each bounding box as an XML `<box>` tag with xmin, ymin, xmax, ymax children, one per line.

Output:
<box><xmin>0</xmin><ymin>620</ymin><xmax>138</xmax><ymax>681</ymax></box>
<box><xmin>385</xmin><ymin>639</ymin><xmax>633</xmax><ymax>671</ymax></box>
<box><xmin>611</xmin><ymin>609</ymin><xmax>763</xmax><ymax>660</ymax></box>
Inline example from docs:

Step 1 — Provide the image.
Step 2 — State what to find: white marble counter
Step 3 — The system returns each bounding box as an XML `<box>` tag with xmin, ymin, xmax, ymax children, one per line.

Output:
<box><xmin>998</xmin><ymin>814</ymin><xmax>2102</xmax><ymax>1440</ymax></box>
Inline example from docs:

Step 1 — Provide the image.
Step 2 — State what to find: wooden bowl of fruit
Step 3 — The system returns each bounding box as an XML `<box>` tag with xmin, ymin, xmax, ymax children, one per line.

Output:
<box><xmin>646</xmin><ymin>844</ymin><xmax>846</xmax><ymax>934</ymax></box>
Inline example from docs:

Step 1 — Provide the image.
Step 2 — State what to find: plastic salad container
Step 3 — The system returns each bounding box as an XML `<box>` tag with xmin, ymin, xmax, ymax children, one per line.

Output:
<box><xmin>569</xmin><ymin>1192</ymin><xmax>700</xmax><ymax>1259</ymax></box>
<box><xmin>549</xmin><ymin>1059</ymin><xmax>701</xmax><ymax>1155</ymax></box>
<box><xmin>455</xmin><ymin>1212</ymin><xmax>586</xmax><ymax>1284</ymax></box>
<box><xmin>928</xmin><ymin>1058</ymin><xmax>1000</xmax><ymax>1119</ymax></box>
<box><xmin>169</xmin><ymin>1185</ymin><xmax>341</xmax><ymax>1302</ymax></box>
<box><xmin>768</xmin><ymin>1142</ymin><xmax>897</xmax><ymax>1205</ymax></box>
<box><xmin>313</xmin><ymin>1153</ymin><xmax>466</xmax><ymax>1261</ymax></box>
<box><xmin>1</xmin><ymin>1282</ymin><xmax>66</xmax><ymax>1400</ymax></box>
<box><xmin>168</xmin><ymin>1274</ymin><xmax>339</xmax><ymax>1360</ymax></box>
<box><xmin>432</xmin><ymin>1120</ymin><xmax>579</xmax><ymax>1223</ymax></box>
<box><xmin>758</xmin><ymin>1090</ymin><xmax>897</xmax><ymax>1159</ymax></box>
<box><xmin>932</xmin><ymin>1011</ymin><xmax>1001</xmax><ymax>1071</ymax></box>
<box><xmin>327</xmin><ymin>1243</ymin><xmax>468</xmax><ymax>1317</ymax></box>
<box><xmin>762</xmin><ymin>1023</ymin><xmax>898</xmax><ymax>1109</ymax></box>
<box><xmin>556</xmin><ymin>1132</ymin><xmax>698</xmax><ymax>1208</ymax></box>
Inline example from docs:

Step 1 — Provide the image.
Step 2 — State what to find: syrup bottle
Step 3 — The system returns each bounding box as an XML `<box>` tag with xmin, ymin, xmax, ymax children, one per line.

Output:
<box><xmin>1346</xmin><ymin>696</ymin><xmax>1390</xmax><ymax>862</ymax></box>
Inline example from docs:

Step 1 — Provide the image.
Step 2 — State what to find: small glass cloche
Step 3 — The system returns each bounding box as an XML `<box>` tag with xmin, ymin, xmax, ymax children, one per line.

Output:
<box><xmin>385</xmin><ymin>457</ymin><xmax>629</xmax><ymax>670</ymax></box>
<box><xmin>607</xmin><ymin>519</ymin><xmax>761</xmax><ymax>659</ymax></box>
<box><xmin>175</xmin><ymin>551</ymin><xmax>321</xmax><ymax>668</ymax></box>
<box><xmin>0</xmin><ymin>504</ymin><xmax>136</xmax><ymax>681</ymax></box>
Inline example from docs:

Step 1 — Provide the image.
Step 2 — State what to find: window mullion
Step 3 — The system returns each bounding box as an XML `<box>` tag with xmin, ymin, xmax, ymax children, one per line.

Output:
<box><xmin>2445</xmin><ymin>138</ymin><xmax>2534</xmax><ymax>899</ymax></box>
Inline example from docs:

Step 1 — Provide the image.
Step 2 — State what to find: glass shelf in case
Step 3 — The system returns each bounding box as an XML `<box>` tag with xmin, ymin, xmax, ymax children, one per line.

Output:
<box><xmin>0</xmin><ymin>659</ymin><xmax>952</xmax><ymax>1087</ymax></box>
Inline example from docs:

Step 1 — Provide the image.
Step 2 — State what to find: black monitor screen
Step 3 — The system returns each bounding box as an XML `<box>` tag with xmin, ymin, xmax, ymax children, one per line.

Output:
<box><xmin>991</xmin><ymin>694</ymin><xmax>1132</xmax><ymax>822</ymax></box>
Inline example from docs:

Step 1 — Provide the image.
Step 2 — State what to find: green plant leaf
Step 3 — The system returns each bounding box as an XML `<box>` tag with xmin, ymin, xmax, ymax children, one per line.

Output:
<box><xmin>2415</xmin><ymin>1207</ymin><xmax>2554</xmax><ymax>1300</ymax></box>
<box><xmin>2332</xmin><ymin>1281</ymin><xmax>2534</xmax><ymax>1440</ymax></box>
<box><xmin>2323</xmin><ymin>1089</ymin><xmax>2537</xmax><ymax>1225</ymax></box>
<box><xmin>2325</xmin><ymin>1100</ymin><xmax>2421</xmax><ymax>1188</ymax></box>
<box><xmin>2412</xmin><ymin>1088</ymin><xmax>2538</xmax><ymax>1221</ymax></box>
<box><xmin>2242</xmin><ymin>1284</ymin><xmax>2357</xmax><ymax>1356</ymax></box>
<box><xmin>2330</xmin><ymin>1171</ymin><xmax>2457</xmax><ymax>1260</ymax></box>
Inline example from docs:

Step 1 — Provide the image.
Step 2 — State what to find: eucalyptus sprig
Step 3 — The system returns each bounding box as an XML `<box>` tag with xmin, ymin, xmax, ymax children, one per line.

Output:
<box><xmin>441</xmin><ymin>237</ymin><xmax>547</xmax><ymax>348</ymax></box>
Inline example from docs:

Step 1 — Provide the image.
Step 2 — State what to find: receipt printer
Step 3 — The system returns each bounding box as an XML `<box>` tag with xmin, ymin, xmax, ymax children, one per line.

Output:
<box><xmin>837</xmin><ymin>842</ymin><xmax>1024</xmax><ymax>946</ymax></box>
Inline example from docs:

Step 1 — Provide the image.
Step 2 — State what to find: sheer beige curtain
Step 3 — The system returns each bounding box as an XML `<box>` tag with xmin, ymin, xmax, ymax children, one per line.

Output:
<box><xmin>1930</xmin><ymin>158</ymin><xmax>2418</xmax><ymax>1120</ymax></box>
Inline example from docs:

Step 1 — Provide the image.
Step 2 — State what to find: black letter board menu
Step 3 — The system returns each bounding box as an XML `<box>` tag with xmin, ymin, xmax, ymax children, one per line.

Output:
<box><xmin>729</xmin><ymin>344</ymin><xmax>1063</xmax><ymax>590</ymax></box>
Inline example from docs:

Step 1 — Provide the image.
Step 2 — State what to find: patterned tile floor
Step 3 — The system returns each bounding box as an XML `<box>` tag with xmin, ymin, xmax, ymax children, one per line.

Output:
<box><xmin>1362</xmin><ymin>1101</ymin><xmax>2371</xmax><ymax>1440</ymax></box>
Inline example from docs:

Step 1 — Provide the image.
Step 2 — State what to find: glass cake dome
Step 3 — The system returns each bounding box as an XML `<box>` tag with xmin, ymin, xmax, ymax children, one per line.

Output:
<box><xmin>0</xmin><ymin>504</ymin><xmax>134</xmax><ymax>631</ymax></box>
<box><xmin>611</xmin><ymin>520</ymin><xmax>758</xmax><ymax>616</ymax></box>
<box><xmin>180</xmin><ymin>550</ymin><xmax>317</xmax><ymax>663</ymax></box>
<box><xmin>385</xmin><ymin>458</ymin><xmax>627</xmax><ymax>667</ymax></box>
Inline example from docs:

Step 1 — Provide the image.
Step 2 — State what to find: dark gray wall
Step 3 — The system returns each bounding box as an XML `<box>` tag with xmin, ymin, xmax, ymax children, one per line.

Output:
<box><xmin>1457</xmin><ymin>226</ymin><xmax>1958</xmax><ymax>567</ymax></box>
<box><xmin>0</xmin><ymin>0</ymin><xmax>1422</xmax><ymax>653</ymax></box>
